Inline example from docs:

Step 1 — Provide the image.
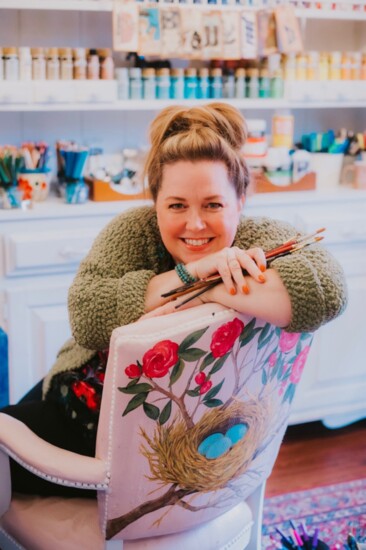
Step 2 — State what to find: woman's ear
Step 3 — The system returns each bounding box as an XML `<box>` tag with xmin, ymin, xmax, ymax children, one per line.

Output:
<box><xmin>238</xmin><ymin>193</ymin><xmax>246</xmax><ymax>211</ymax></box>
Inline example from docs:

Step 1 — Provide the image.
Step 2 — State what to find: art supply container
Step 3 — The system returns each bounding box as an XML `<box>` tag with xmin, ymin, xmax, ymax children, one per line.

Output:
<box><xmin>342</xmin><ymin>159</ymin><xmax>366</xmax><ymax>189</ymax></box>
<box><xmin>197</xmin><ymin>68</ymin><xmax>210</xmax><ymax>100</ymax></box>
<box><xmin>156</xmin><ymin>68</ymin><xmax>170</xmax><ymax>99</ymax></box>
<box><xmin>3</xmin><ymin>47</ymin><xmax>19</xmax><ymax>81</ymax></box>
<box><xmin>65</xmin><ymin>180</ymin><xmax>89</xmax><ymax>204</ymax></box>
<box><xmin>246</xmin><ymin>68</ymin><xmax>259</xmax><ymax>98</ymax></box>
<box><xmin>184</xmin><ymin>68</ymin><xmax>198</xmax><ymax>99</ymax></box>
<box><xmin>170</xmin><ymin>68</ymin><xmax>184</xmax><ymax>99</ymax></box>
<box><xmin>115</xmin><ymin>67</ymin><xmax>129</xmax><ymax>100</ymax></box>
<box><xmin>46</xmin><ymin>48</ymin><xmax>60</xmax><ymax>80</ymax></box>
<box><xmin>31</xmin><ymin>48</ymin><xmax>46</xmax><ymax>80</ymax></box>
<box><xmin>99</xmin><ymin>48</ymin><xmax>114</xmax><ymax>80</ymax></box>
<box><xmin>129</xmin><ymin>67</ymin><xmax>142</xmax><ymax>99</ymax></box>
<box><xmin>87</xmin><ymin>49</ymin><xmax>100</xmax><ymax>80</ymax></box>
<box><xmin>73</xmin><ymin>48</ymin><xmax>87</xmax><ymax>80</ymax></box>
<box><xmin>259</xmin><ymin>68</ymin><xmax>271</xmax><ymax>98</ymax></box>
<box><xmin>272</xmin><ymin>111</ymin><xmax>294</xmax><ymax>148</ymax></box>
<box><xmin>210</xmin><ymin>68</ymin><xmax>223</xmax><ymax>99</ymax></box>
<box><xmin>18</xmin><ymin>47</ymin><xmax>32</xmax><ymax>81</ymax></box>
<box><xmin>235</xmin><ymin>68</ymin><xmax>246</xmax><ymax>99</ymax></box>
<box><xmin>17</xmin><ymin>170</ymin><xmax>51</xmax><ymax>202</ymax></box>
<box><xmin>243</xmin><ymin>119</ymin><xmax>267</xmax><ymax>158</ymax></box>
<box><xmin>223</xmin><ymin>69</ymin><xmax>235</xmax><ymax>99</ymax></box>
<box><xmin>0</xmin><ymin>187</ymin><xmax>23</xmax><ymax>209</ymax></box>
<box><xmin>59</xmin><ymin>48</ymin><xmax>73</xmax><ymax>80</ymax></box>
<box><xmin>142</xmin><ymin>68</ymin><xmax>156</xmax><ymax>100</ymax></box>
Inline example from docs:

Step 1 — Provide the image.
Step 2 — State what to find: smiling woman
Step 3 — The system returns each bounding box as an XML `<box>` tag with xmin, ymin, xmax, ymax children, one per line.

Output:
<box><xmin>0</xmin><ymin>102</ymin><xmax>348</xmax><ymax>499</ymax></box>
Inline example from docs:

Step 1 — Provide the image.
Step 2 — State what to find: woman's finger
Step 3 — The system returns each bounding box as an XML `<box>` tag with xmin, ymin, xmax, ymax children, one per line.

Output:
<box><xmin>235</xmin><ymin>247</ymin><xmax>266</xmax><ymax>284</ymax></box>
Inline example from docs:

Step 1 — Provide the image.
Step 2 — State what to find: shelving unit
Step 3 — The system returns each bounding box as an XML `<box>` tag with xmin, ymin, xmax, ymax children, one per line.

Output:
<box><xmin>0</xmin><ymin>1</ymin><xmax>366</xmax><ymax>427</ymax></box>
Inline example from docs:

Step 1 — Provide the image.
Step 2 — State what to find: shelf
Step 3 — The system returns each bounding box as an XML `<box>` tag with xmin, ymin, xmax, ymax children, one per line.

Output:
<box><xmin>0</xmin><ymin>0</ymin><xmax>112</xmax><ymax>11</ymax></box>
<box><xmin>0</xmin><ymin>98</ymin><xmax>365</xmax><ymax>112</ymax></box>
<box><xmin>295</xmin><ymin>7</ymin><xmax>366</xmax><ymax>20</ymax></box>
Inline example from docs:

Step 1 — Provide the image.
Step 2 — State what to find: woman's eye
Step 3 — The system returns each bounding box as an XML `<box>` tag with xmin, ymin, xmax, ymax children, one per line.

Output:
<box><xmin>169</xmin><ymin>203</ymin><xmax>185</xmax><ymax>210</ymax></box>
<box><xmin>206</xmin><ymin>202</ymin><xmax>223</xmax><ymax>210</ymax></box>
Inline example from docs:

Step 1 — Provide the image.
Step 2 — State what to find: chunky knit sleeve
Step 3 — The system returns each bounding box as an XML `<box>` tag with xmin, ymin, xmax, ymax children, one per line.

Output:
<box><xmin>235</xmin><ymin>217</ymin><xmax>348</xmax><ymax>333</ymax></box>
<box><xmin>68</xmin><ymin>207</ymin><xmax>166</xmax><ymax>350</ymax></box>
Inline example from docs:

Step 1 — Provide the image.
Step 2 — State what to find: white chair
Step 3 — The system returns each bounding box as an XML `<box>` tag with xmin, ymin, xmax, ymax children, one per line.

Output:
<box><xmin>0</xmin><ymin>303</ymin><xmax>313</xmax><ymax>550</ymax></box>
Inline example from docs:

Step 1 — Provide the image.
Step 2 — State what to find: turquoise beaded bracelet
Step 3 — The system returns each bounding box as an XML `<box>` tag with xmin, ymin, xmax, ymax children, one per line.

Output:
<box><xmin>175</xmin><ymin>263</ymin><xmax>198</xmax><ymax>285</ymax></box>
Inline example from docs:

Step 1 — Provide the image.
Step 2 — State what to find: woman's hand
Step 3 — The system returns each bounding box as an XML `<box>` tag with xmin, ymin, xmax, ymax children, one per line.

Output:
<box><xmin>141</xmin><ymin>293</ymin><xmax>206</xmax><ymax>320</ymax></box>
<box><xmin>187</xmin><ymin>246</ymin><xmax>267</xmax><ymax>295</ymax></box>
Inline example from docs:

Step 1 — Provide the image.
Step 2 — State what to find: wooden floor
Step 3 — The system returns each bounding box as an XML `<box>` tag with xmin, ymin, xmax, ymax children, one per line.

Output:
<box><xmin>265</xmin><ymin>418</ymin><xmax>366</xmax><ymax>497</ymax></box>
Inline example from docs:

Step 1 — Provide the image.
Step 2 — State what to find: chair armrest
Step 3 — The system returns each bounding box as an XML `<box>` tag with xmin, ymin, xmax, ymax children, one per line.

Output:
<box><xmin>0</xmin><ymin>413</ymin><xmax>109</xmax><ymax>490</ymax></box>
<box><xmin>0</xmin><ymin>448</ymin><xmax>11</xmax><ymax>516</ymax></box>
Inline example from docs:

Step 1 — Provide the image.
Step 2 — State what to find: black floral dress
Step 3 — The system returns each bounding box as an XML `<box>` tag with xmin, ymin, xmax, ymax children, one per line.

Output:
<box><xmin>47</xmin><ymin>350</ymin><xmax>109</xmax><ymax>442</ymax></box>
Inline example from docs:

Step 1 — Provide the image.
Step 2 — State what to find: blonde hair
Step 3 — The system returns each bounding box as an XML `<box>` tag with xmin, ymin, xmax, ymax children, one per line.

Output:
<box><xmin>144</xmin><ymin>102</ymin><xmax>250</xmax><ymax>201</ymax></box>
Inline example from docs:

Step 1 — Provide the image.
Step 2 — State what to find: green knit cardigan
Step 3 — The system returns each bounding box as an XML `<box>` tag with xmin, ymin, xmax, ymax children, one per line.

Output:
<box><xmin>43</xmin><ymin>206</ymin><xmax>347</xmax><ymax>396</ymax></box>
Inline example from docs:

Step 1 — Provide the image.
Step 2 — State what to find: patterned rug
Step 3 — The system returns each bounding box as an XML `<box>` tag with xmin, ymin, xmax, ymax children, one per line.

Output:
<box><xmin>262</xmin><ymin>478</ymin><xmax>366</xmax><ymax>549</ymax></box>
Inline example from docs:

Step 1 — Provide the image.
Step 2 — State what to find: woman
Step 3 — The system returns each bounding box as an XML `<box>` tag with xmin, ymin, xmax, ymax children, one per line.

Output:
<box><xmin>1</xmin><ymin>103</ymin><xmax>347</xmax><ymax>497</ymax></box>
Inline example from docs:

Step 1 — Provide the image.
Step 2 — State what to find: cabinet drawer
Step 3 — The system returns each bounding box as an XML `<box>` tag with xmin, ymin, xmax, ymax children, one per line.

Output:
<box><xmin>4</xmin><ymin>227</ymin><xmax>100</xmax><ymax>277</ymax></box>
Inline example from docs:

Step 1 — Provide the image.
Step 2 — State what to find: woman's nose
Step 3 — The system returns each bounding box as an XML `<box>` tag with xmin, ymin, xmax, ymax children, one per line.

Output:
<box><xmin>186</xmin><ymin>211</ymin><xmax>206</xmax><ymax>231</ymax></box>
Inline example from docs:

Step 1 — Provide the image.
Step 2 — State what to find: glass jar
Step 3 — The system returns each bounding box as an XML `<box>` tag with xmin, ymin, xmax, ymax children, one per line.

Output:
<box><xmin>246</xmin><ymin>68</ymin><xmax>259</xmax><ymax>98</ymax></box>
<box><xmin>18</xmin><ymin>47</ymin><xmax>32</xmax><ymax>81</ymax></box>
<box><xmin>259</xmin><ymin>68</ymin><xmax>271</xmax><ymax>98</ymax></box>
<box><xmin>115</xmin><ymin>67</ymin><xmax>129</xmax><ymax>100</ymax></box>
<box><xmin>234</xmin><ymin>68</ymin><xmax>246</xmax><ymax>99</ymax></box>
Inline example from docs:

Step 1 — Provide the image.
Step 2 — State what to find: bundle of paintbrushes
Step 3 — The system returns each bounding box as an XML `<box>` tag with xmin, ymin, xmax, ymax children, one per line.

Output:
<box><xmin>21</xmin><ymin>141</ymin><xmax>50</xmax><ymax>171</ymax></box>
<box><xmin>161</xmin><ymin>228</ymin><xmax>325</xmax><ymax>309</ymax></box>
<box><xmin>271</xmin><ymin>524</ymin><xmax>330</xmax><ymax>550</ymax></box>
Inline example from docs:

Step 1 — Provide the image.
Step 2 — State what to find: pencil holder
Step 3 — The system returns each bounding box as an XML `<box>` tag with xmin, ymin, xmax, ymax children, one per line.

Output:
<box><xmin>64</xmin><ymin>179</ymin><xmax>89</xmax><ymax>204</ymax></box>
<box><xmin>17</xmin><ymin>170</ymin><xmax>51</xmax><ymax>202</ymax></box>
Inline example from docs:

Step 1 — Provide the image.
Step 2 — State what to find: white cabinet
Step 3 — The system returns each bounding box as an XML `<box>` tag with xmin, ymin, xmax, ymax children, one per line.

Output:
<box><xmin>1</xmin><ymin>190</ymin><xmax>365</xmax><ymax>427</ymax></box>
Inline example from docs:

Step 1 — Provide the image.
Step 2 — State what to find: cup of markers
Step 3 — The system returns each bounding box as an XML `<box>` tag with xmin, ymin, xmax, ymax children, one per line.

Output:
<box><xmin>56</xmin><ymin>141</ymin><xmax>89</xmax><ymax>204</ymax></box>
<box><xmin>272</xmin><ymin>524</ymin><xmax>330</xmax><ymax>550</ymax></box>
<box><xmin>17</xmin><ymin>141</ymin><xmax>51</xmax><ymax>202</ymax></box>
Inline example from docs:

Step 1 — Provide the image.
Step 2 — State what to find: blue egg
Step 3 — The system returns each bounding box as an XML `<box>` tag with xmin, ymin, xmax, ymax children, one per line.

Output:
<box><xmin>198</xmin><ymin>433</ymin><xmax>223</xmax><ymax>456</ymax></box>
<box><xmin>205</xmin><ymin>436</ymin><xmax>232</xmax><ymax>459</ymax></box>
<box><xmin>225</xmin><ymin>423</ymin><xmax>248</xmax><ymax>445</ymax></box>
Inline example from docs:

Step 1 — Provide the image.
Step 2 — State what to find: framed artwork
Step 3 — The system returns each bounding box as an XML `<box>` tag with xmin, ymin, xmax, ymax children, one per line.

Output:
<box><xmin>222</xmin><ymin>11</ymin><xmax>241</xmax><ymax>60</ymax></box>
<box><xmin>257</xmin><ymin>9</ymin><xmax>278</xmax><ymax>57</ymax></box>
<box><xmin>160</xmin><ymin>8</ymin><xmax>182</xmax><ymax>57</ymax></box>
<box><xmin>180</xmin><ymin>9</ymin><xmax>203</xmax><ymax>59</ymax></box>
<box><xmin>138</xmin><ymin>6</ymin><xmax>161</xmax><ymax>56</ymax></box>
<box><xmin>240</xmin><ymin>10</ymin><xmax>258</xmax><ymax>59</ymax></box>
<box><xmin>112</xmin><ymin>1</ymin><xmax>139</xmax><ymax>52</ymax></box>
<box><xmin>275</xmin><ymin>4</ymin><xmax>303</xmax><ymax>53</ymax></box>
<box><xmin>201</xmin><ymin>10</ymin><xmax>222</xmax><ymax>60</ymax></box>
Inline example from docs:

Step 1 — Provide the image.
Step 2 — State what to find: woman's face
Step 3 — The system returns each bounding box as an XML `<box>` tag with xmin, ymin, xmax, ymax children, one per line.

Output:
<box><xmin>155</xmin><ymin>160</ymin><xmax>245</xmax><ymax>265</ymax></box>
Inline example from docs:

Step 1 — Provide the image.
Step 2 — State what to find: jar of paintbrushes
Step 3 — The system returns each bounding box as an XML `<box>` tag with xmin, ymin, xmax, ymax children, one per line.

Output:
<box><xmin>0</xmin><ymin>146</ymin><xmax>25</xmax><ymax>208</ymax></box>
<box><xmin>17</xmin><ymin>141</ymin><xmax>51</xmax><ymax>202</ymax></box>
<box><xmin>56</xmin><ymin>140</ymin><xmax>89</xmax><ymax>204</ymax></box>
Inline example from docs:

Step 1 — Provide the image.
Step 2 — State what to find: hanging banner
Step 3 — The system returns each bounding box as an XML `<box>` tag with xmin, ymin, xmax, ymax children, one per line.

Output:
<box><xmin>257</xmin><ymin>10</ymin><xmax>278</xmax><ymax>57</ymax></box>
<box><xmin>222</xmin><ymin>11</ymin><xmax>241</xmax><ymax>60</ymax></box>
<box><xmin>180</xmin><ymin>9</ymin><xmax>203</xmax><ymax>59</ymax></box>
<box><xmin>138</xmin><ymin>6</ymin><xmax>161</xmax><ymax>56</ymax></box>
<box><xmin>275</xmin><ymin>4</ymin><xmax>303</xmax><ymax>53</ymax></box>
<box><xmin>240</xmin><ymin>10</ymin><xmax>258</xmax><ymax>59</ymax></box>
<box><xmin>160</xmin><ymin>8</ymin><xmax>182</xmax><ymax>57</ymax></box>
<box><xmin>201</xmin><ymin>10</ymin><xmax>222</xmax><ymax>60</ymax></box>
<box><xmin>112</xmin><ymin>1</ymin><xmax>139</xmax><ymax>52</ymax></box>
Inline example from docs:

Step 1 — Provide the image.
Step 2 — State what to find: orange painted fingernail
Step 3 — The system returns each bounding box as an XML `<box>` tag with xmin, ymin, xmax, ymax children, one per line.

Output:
<box><xmin>260</xmin><ymin>264</ymin><xmax>266</xmax><ymax>272</ymax></box>
<box><xmin>258</xmin><ymin>274</ymin><xmax>266</xmax><ymax>283</ymax></box>
<box><xmin>242</xmin><ymin>285</ymin><xmax>250</xmax><ymax>295</ymax></box>
<box><xmin>230</xmin><ymin>287</ymin><xmax>236</xmax><ymax>295</ymax></box>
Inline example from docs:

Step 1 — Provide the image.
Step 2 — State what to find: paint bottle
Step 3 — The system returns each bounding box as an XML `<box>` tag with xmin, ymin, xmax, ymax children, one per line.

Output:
<box><xmin>295</xmin><ymin>53</ymin><xmax>307</xmax><ymax>81</ymax></box>
<box><xmin>60</xmin><ymin>48</ymin><xmax>73</xmax><ymax>80</ymax></box>
<box><xmin>170</xmin><ymin>68</ymin><xmax>184</xmax><ymax>99</ymax></box>
<box><xmin>197</xmin><ymin>68</ymin><xmax>210</xmax><ymax>99</ymax></box>
<box><xmin>0</xmin><ymin>48</ymin><xmax>3</xmax><ymax>80</ymax></box>
<box><xmin>46</xmin><ymin>48</ymin><xmax>60</xmax><ymax>80</ymax></box>
<box><xmin>3</xmin><ymin>47</ymin><xmax>19</xmax><ymax>81</ymax></box>
<box><xmin>223</xmin><ymin>69</ymin><xmax>235</xmax><ymax>99</ymax></box>
<box><xmin>234</xmin><ymin>68</ymin><xmax>246</xmax><ymax>99</ymax></box>
<box><xmin>340</xmin><ymin>52</ymin><xmax>351</xmax><ymax>80</ymax></box>
<box><xmin>142</xmin><ymin>68</ymin><xmax>156</xmax><ymax>100</ymax></box>
<box><xmin>243</xmin><ymin>119</ymin><xmax>267</xmax><ymax>158</ymax></box>
<box><xmin>246</xmin><ymin>68</ymin><xmax>259</xmax><ymax>98</ymax></box>
<box><xmin>350</xmin><ymin>52</ymin><xmax>361</xmax><ymax>80</ymax></box>
<box><xmin>156</xmin><ymin>68</ymin><xmax>171</xmax><ymax>99</ymax></box>
<box><xmin>272</xmin><ymin>110</ymin><xmax>294</xmax><ymax>148</ymax></box>
<box><xmin>210</xmin><ymin>68</ymin><xmax>223</xmax><ymax>99</ymax></box>
<box><xmin>306</xmin><ymin>51</ymin><xmax>319</xmax><ymax>80</ymax></box>
<box><xmin>18</xmin><ymin>47</ymin><xmax>32</xmax><ymax>81</ymax></box>
<box><xmin>73</xmin><ymin>48</ymin><xmax>87</xmax><ymax>80</ymax></box>
<box><xmin>329</xmin><ymin>51</ymin><xmax>341</xmax><ymax>80</ymax></box>
<box><xmin>99</xmin><ymin>48</ymin><xmax>114</xmax><ymax>80</ymax></box>
<box><xmin>184</xmin><ymin>68</ymin><xmax>198</xmax><ymax>99</ymax></box>
<box><xmin>319</xmin><ymin>52</ymin><xmax>329</xmax><ymax>81</ymax></box>
<box><xmin>282</xmin><ymin>53</ymin><xmax>296</xmax><ymax>81</ymax></box>
<box><xmin>259</xmin><ymin>67</ymin><xmax>271</xmax><ymax>98</ymax></box>
<box><xmin>115</xmin><ymin>67</ymin><xmax>129</xmax><ymax>100</ymax></box>
<box><xmin>129</xmin><ymin>67</ymin><xmax>142</xmax><ymax>99</ymax></box>
<box><xmin>87</xmin><ymin>49</ymin><xmax>100</xmax><ymax>80</ymax></box>
<box><xmin>31</xmin><ymin>48</ymin><xmax>46</xmax><ymax>80</ymax></box>
<box><xmin>270</xmin><ymin>68</ymin><xmax>284</xmax><ymax>98</ymax></box>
